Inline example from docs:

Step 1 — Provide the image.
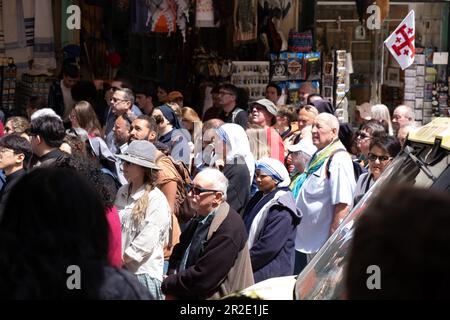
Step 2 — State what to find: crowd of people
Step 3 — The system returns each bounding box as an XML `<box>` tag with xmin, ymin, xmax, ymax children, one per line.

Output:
<box><xmin>0</xmin><ymin>62</ymin><xmax>425</xmax><ymax>299</ymax></box>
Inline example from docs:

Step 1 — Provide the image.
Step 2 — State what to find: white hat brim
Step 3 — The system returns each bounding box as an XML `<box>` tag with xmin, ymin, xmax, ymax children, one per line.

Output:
<box><xmin>116</xmin><ymin>154</ymin><xmax>160</xmax><ymax>170</ymax></box>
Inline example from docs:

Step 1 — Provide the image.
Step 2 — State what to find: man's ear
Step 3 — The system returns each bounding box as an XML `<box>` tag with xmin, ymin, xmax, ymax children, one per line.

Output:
<box><xmin>214</xmin><ymin>192</ymin><xmax>224</xmax><ymax>205</ymax></box>
<box><xmin>36</xmin><ymin>135</ymin><xmax>42</xmax><ymax>145</ymax></box>
<box><xmin>148</xmin><ymin>131</ymin><xmax>157</xmax><ymax>142</ymax></box>
<box><xmin>15</xmin><ymin>153</ymin><xmax>25</xmax><ymax>164</ymax></box>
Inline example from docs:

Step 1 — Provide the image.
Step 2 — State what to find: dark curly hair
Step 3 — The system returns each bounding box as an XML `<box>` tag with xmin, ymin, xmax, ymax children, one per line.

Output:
<box><xmin>0</xmin><ymin>168</ymin><xmax>108</xmax><ymax>299</ymax></box>
<box><xmin>55</xmin><ymin>155</ymin><xmax>116</xmax><ymax>208</ymax></box>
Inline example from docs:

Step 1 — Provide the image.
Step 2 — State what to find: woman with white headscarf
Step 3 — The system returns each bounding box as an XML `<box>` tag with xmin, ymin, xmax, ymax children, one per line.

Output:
<box><xmin>213</xmin><ymin>123</ymin><xmax>255</xmax><ymax>215</ymax></box>
<box><xmin>242</xmin><ymin>157</ymin><xmax>302</xmax><ymax>283</ymax></box>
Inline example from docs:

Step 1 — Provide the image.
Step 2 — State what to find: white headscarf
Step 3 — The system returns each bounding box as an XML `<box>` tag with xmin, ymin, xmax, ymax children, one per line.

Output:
<box><xmin>256</xmin><ymin>157</ymin><xmax>291</xmax><ymax>188</ymax></box>
<box><xmin>215</xmin><ymin>123</ymin><xmax>255</xmax><ymax>182</ymax></box>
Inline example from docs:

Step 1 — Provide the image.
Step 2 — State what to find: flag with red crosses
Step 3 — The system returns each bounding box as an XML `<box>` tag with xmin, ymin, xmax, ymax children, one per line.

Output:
<box><xmin>384</xmin><ymin>10</ymin><xmax>415</xmax><ymax>70</ymax></box>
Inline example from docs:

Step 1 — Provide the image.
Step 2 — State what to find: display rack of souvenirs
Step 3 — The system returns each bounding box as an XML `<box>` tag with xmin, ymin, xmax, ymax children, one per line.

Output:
<box><xmin>191</xmin><ymin>47</ymin><xmax>232</xmax><ymax>83</ymax></box>
<box><xmin>17</xmin><ymin>73</ymin><xmax>53</xmax><ymax>113</ymax></box>
<box><xmin>230</xmin><ymin>61</ymin><xmax>270</xmax><ymax>101</ymax></box>
<box><xmin>0</xmin><ymin>57</ymin><xmax>17</xmax><ymax>113</ymax></box>
<box><xmin>269</xmin><ymin>51</ymin><xmax>321</xmax><ymax>105</ymax></box>
<box><xmin>334</xmin><ymin>50</ymin><xmax>348</xmax><ymax>122</ymax></box>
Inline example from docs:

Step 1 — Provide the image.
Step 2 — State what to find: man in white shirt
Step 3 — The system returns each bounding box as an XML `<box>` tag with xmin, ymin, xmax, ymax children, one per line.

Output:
<box><xmin>295</xmin><ymin>113</ymin><xmax>356</xmax><ymax>265</ymax></box>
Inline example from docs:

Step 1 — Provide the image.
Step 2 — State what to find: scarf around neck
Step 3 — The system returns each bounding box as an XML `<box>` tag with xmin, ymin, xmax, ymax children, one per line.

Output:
<box><xmin>290</xmin><ymin>139</ymin><xmax>345</xmax><ymax>199</ymax></box>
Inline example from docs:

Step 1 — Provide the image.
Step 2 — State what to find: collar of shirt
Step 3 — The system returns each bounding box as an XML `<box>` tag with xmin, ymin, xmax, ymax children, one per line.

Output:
<box><xmin>196</xmin><ymin>209</ymin><xmax>217</xmax><ymax>225</ymax></box>
<box><xmin>121</xmin><ymin>184</ymin><xmax>147</xmax><ymax>202</ymax></box>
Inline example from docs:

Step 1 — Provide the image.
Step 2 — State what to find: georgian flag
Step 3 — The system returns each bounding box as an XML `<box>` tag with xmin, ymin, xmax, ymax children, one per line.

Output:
<box><xmin>384</xmin><ymin>10</ymin><xmax>415</xmax><ymax>70</ymax></box>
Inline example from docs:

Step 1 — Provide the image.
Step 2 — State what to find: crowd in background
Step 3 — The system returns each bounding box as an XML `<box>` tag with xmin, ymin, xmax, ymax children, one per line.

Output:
<box><xmin>0</xmin><ymin>62</ymin><xmax>424</xmax><ymax>299</ymax></box>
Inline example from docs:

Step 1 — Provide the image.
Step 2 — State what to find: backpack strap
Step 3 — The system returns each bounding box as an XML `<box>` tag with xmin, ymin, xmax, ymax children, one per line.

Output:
<box><xmin>207</xmin><ymin>202</ymin><xmax>230</xmax><ymax>241</ymax></box>
<box><xmin>231</xmin><ymin>108</ymin><xmax>244</xmax><ymax>123</ymax></box>
<box><xmin>325</xmin><ymin>149</ymin><xmax>347</xmax><ymax>179</ymax></box>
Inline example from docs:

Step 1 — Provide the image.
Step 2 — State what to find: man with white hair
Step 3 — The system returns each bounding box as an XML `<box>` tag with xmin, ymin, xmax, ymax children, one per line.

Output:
<box><xmin>162</xmin><ymin>168</ymin><xmax>254</xmax><ymax>299</ymax></box>
<box><xmin>293</xmin><ymin>113</ymin><xmax>356</xmax><ymax>269</ymax></box>
<box><xmin>392</xmin><ymin>105</ymin><xmax>415</xmax><ymax>133</ymax></box>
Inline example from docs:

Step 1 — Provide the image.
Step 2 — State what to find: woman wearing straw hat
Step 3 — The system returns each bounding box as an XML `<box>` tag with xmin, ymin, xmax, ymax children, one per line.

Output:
<box><xmin>115</xmin><ymin>140</ymin><xmax>171</xmax><ymax>299</ymax></box>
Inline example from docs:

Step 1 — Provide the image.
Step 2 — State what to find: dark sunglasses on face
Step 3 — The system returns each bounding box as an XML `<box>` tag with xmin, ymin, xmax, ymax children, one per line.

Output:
<box><xmin>368</xmin><ymin>153</ymin><xmax>391</xmax><ymax>162</ymax></box>
<box><xmin>187</xmin><ymin>183</ymin><xmax>220</xmax><ymax>196</ymax></box>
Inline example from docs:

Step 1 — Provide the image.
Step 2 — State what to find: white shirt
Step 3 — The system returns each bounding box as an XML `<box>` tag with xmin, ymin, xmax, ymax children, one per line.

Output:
<box><xmin>60</xmin><ymin>80</ymin><xmax>75</xmax><ymax>121</ymax></box>
<box><xmin>115</xmin><ymin>184</ymin><xmax>171</xmax><ymax>282</ymax></box>
<box><xmin>295</xmin><ymin>149</ymin><xmax>356</xmax><ymax>254</ymax></box>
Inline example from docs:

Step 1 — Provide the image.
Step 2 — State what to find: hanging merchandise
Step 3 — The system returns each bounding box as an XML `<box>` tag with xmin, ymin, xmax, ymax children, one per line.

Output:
<box><xmin>233</xmin><ymin>0</ymin><xmax>258</xmax><ymax>44</ymax></box>
<box><xmin>196</xmin><ymin>0</ymin><xmax>216</xmax><ymax>28</ymax></box>
<box><xmin>288</xmin><ymin>30</ymin><xmax>313</xmax><ymax>53</ymax></box>
<box><xmin>258</xmin><ymin>0</ymin><xmax>292</xmax><ymax>19</ymax></box>
<box><xmin>304</xmin><ymin>52</ymin><xmax>321</xmax><ymax>81</ymax></box>
<box><xmin>287</xmin><ymin>52</ymin><xmax>303</xmax><ymax>80</ymax></box>
<box><xmin>230</xmin><ymin>61</ymin><xmax>270</xmax><ymax>101</ymax></box>
<box><xmin>212</xmin><ymin>0</ymin><xmax>233</xmax><ymax>27</ymax></box>
<box><xmin>270</xmin><ymin>52</ymin><xmax>288</xmax><ymax>81</ymax></box>
<box><xmin>132</xmin><ymin>0</ymin><xmax>190</xmax><ymax>42</ymax></box>
<box><xmin>33</xmin><ymin>0</ymin><xmax>57</xmax><ymax>73</ymax></box>
<box><xmin>1</xmin><ymin>0</ymin><xmax>32</xmax><ymax>76</ymax></box>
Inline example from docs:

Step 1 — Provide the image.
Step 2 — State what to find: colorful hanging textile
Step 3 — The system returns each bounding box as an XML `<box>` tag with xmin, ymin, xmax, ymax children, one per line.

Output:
<box><xmin>33</xmin><ymin>0</ymin><xmax>56</xmax><ymax>72</ymax></box>
<box><xmin>233</xmin><ymin>0</ymin><xmax>258</xmax><ymax>44</ymax></box>
<box><xmin>2</xmin><ymin>0</ymin><xmax>31</xmax><ymax>74</ymax></box>
<box><xmin>196</xmin><ymin>0</ymin><xmax>215</xmax><ymax>28</ymax></box>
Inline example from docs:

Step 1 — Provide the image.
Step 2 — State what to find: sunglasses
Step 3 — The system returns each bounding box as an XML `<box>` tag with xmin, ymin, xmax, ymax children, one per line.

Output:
<box><xmin>368</xmin><ymin>153</ymin><xmax>391</xmax><ymax>162</ymax></box>
<box><xmin>187</xmin><ymin>183</ymin><xmax>221</xmax><ymax>196</ymax></box>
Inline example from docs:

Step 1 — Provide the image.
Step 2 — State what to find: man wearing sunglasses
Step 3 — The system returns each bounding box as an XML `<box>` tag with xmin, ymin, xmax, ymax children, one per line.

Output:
<box><xmin>162</xmin><ymin>168</ymin><xmax>254</xmax><ymax>299</ymax></box>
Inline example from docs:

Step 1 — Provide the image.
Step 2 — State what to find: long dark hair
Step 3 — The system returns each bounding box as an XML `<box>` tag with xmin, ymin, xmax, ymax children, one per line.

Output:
<box><xmin>0</xmin><ymin>168</ymin><xmax>109</xmax><ymax>299</ymax></box>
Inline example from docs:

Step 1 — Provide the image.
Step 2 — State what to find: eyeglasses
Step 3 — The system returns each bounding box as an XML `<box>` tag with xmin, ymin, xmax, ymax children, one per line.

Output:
<box><xmin>368</xmin><ymin>153</ymin><xmax>391</xmax><ymax>162</ymax></box>
<box><xmin>110</xmin><ymin>86</ymin><xmax>121</xmax><ymax>92</ymax></box>
<box><xmin>111</xmin><ymin>97</ymin><xmax>129</xmax><ymax>104</ymax></box>
<box><xmin>356</xmin><ymin>132</ymin><xmax>371</xmax><ymax>140</ymax></box>
<box><xmin>187</xmin><ymin>183</ymin><xmax>221</xmax><ymax>196</ymax></box>
<box><xmin>0</xmin><ymin>148</ymin><xmax>14</xmax><ymax>154</ymax></box>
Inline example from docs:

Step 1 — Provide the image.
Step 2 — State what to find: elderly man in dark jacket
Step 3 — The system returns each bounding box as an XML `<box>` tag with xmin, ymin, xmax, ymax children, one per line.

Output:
<box><xmin>162</xmin><ymin>168</ymin><xmax>254</xmax><ymax>300</ymax></box>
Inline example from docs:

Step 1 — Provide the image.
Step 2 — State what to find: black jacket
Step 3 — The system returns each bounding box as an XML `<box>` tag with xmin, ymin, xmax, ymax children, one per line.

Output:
<box><xmin>163</xmin><ymin>205</ymin><xmax>249</xmax><ymax>299</ymax></box>
<box><xmin>48</xmin><ymin>80</ymin><xmax>65</xmax><ymax>118</ymax></box>
<box><xmin>0</xmin><ymin>169</ymin><xmax>26</xmax><ymax>221</ymax></box>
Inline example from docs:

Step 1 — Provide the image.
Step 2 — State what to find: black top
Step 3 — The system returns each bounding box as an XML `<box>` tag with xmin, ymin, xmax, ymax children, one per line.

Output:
<box><xmin>0</xmin><ymin>169</ymin><xmax>26</xmax><ymax>221</ymax></box>
<box><xmin>217</xmin><ymin>107</ymin><xmax>248</xmax><ymax>130</ymax></box>
<box><xmin>47</xmin><ymin>80</ymin><xmax>64</xmax><ymax>118</ymax></box>
<box><xmin>38</xmin><ymin>149</ymin><xmax>68</xmax><ymax>167</ymax></box>
<box><xmin>222</xmin><ymin>155</ymin><xmax>251</xmax><ymax>216</ymax></box>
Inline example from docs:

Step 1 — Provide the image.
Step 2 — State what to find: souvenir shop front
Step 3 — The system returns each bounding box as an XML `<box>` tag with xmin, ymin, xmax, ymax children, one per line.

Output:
<box><xmin>314</xmin><ymin>0</ymin><xmax>450</xmax><ymax>126</ymax></box>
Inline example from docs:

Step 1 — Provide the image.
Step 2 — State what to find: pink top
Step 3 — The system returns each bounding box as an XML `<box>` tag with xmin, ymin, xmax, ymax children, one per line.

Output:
<box><xmin>267</xmin><ymin>127</ymin><xmax>285</xmax><ymax>163</ymax></box>
<box><xmin>106</xmin><ymin>206</ymin><xmax>122</xmax><ymax>268</ymax></box>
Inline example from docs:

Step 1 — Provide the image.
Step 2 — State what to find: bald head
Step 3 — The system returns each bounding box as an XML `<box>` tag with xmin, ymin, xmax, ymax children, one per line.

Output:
<box><xmin>316</xmin><ymin>113</ymin><xmax>340</xmax><ymax>131</ymax></box>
